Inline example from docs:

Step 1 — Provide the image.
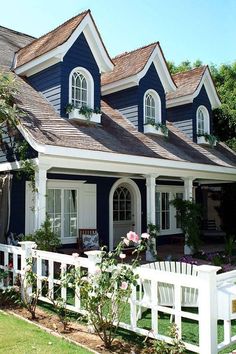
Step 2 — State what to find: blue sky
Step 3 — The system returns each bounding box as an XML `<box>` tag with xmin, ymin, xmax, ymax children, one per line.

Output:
<box><xmin>1</xmin><ymin>0</ymin><xmax>235</xmax><ymax>66</ymax></box>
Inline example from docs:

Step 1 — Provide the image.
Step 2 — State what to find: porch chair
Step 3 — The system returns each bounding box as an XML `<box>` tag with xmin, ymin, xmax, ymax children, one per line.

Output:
<box><xmin>77</xmin><ymin>228</ymin><xmax>100</xmax><ymax>254</ymax></box>
<box><xmin>138</xmin><ymin>261</ymin><xmax>199</xmax><ymax>320</ymax></box>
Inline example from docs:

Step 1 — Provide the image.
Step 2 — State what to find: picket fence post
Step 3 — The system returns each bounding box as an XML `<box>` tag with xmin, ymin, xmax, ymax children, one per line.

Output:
<box><xmin>18</xmin><ymin>241</ymin><xmax>37</xmax><ymax>301</ymax></box>
<box><xmin>198</xmin><ymin>265</ymin><xmax>221</xmax><ymax>354</ymax></box>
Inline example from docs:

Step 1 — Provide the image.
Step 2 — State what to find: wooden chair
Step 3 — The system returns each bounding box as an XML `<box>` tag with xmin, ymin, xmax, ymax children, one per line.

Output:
<box><xmin>77</xmin><ymin>228</ymin><xmax>100</xmax><ymax>254</ymax></box>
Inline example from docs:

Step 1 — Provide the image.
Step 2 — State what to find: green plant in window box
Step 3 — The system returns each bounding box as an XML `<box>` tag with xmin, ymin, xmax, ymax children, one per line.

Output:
<box><xmin>144</xmin><ymin>118</ymin><xmax>168</xmax><ymax>137</ymax></box>
<box><xmin>197</xmin><ymin>133</ymin><xmax>218</xmax><ymax>148</ymax></box>
<box><xmin>65</xmin><ymin>103</ymin><xmax>101</xmax><ymax>120</ymax></box>
<box><xmin>65</xmin><ymin>103</ymin><xmax>74</xmax><ymax>114</ymax></box>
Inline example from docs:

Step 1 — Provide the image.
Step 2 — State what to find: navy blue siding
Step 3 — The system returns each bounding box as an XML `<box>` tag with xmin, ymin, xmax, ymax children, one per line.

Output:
<box><xmin>138</xmin><ymin>63</ymin><xmax>166</xmax><ymax>131</ymax></box>
<box><xmin>9</xmin><ymin>174</ymin><xmax>26</xmax><ymax>235</ymax></box>
<box><xmin>61</xmin><ymin>33</ymin><xmax>100</xmax><ymax>118</ymax></box>
<box><xmin>103</xmin><ymin>87</ymin><xmax>139</xmax><ymax>127</ymax></box>
<box><xmin>167</xmin><ymin>103</ymin><xmax>192</xmax><ymax>123</ymax></box>
<box><xmin>27</xmin><ymin>63</ymin><xmax>62</xmax><ymax>113</ymax></box>
<box><xmin>192</xmin><ymin>85</ymin><xmax>212</xmax><ymax>142</ymax></box>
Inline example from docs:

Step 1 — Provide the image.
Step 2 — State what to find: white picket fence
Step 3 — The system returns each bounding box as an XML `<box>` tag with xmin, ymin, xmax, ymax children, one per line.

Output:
<box><xmin>0</xmin><ymin>241</ymin><xmax>236</xmax><ymax>354</ymax></box>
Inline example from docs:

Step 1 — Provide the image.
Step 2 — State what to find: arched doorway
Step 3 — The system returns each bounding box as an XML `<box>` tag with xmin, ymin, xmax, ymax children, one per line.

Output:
<box><xmin>109</xmin><ymin>178</ymin><xmax>141</xmax><ymax>250</ymax></box>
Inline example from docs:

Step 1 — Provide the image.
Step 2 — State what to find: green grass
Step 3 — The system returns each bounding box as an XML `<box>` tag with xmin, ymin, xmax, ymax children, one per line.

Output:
<box><xmin>0</xmin><ymin>312</ymin><xmax>92</xmax><ymax>354</ymax></box>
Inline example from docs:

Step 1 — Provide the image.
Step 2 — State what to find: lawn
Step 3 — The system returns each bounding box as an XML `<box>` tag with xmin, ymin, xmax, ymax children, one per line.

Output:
<box><xmin>0</xmin><ymin>311</ymin><xmax>92</xmax><ymax>354</ymax></box>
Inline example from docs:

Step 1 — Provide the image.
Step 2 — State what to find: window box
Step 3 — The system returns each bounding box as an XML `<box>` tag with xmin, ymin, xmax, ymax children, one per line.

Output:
<box><xmin>197</xmin><ymin>135</ymin><xmax>217</xmax><ymax>147</ymax></box>
<box><xmin>144</xmin><ymin>124</ymin><xmax>164</xmax><ymax>136</ymax></box>
<box><xmin>69</xmin><ymin>109</ymin><xmax>101</xmax><ymax>123</ymax></box>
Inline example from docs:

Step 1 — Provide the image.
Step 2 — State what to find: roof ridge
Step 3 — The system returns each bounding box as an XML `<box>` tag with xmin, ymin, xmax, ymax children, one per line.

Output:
<box><xmin>0</xmin><ymin>25</ymin><xmax>35</xmax><ymax>39</ymax></box>
<box><xmin>113</xmin><ymin>41</ymin><xmax>158</xmax><ymax>60</ymax></box>
<box><xmin>172</xmin><ymin>65</ymin><xmax>207</xmax><ymax>77</ymax></box>
<box><xmin>15</xmin><ymin>9</ymin><xmax>90</xmax><ymax>55</ymax></box>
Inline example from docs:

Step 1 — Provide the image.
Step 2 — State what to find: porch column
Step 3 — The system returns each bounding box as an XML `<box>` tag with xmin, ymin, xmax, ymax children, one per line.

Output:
<box><xmin>183</xmin><ymin>177</ymin><xmax>194</xmax><ymax>201</ymax></box>
<box><xmin>34</xmin><ymin>166</ymin><xmax>47</xmax><ymax>231</ymax></box>
<box><xmin>146</xmin><ymin>174</ymin><xmax>158</xmax><ymax>225</ymax></box>
<box><xmin>182</xmin><ymin>177</ymin><xmax>194</xmax><ymax>254</ymax></box>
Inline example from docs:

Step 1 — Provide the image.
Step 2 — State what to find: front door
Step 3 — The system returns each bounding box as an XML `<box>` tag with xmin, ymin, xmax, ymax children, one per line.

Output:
<box><xmin>113</xmin><ymin>184</ymin><xmax>134</xmax><ymax>247</ymax></box>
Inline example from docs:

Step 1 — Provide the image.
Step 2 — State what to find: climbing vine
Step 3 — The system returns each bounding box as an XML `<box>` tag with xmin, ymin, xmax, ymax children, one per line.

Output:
<box><xmin>0</xmin><ymin>71</ymin><xmax>37</xmax><ymax>190</ymax></box>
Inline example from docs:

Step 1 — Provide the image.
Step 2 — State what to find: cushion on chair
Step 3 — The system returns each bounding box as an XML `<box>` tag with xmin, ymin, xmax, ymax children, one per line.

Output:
<box><xmin>82</xmin><ymin>233</ymin><xmax>99</xmax><ymax>250</ymax></box>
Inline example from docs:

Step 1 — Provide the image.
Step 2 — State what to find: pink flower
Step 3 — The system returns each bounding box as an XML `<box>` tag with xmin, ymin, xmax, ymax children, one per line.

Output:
<box><xmin>123</xmin><ymin>238</ymin><xmax>130</xmax><ymax>246</ymax></box>
<box><xmin>141</xmin><ymin>233</ymin><xmax>150</xmax><ymax>239</ymax></box>
<box><xmin>119</xmin><ymin>253</ymin><xmax>126</xmax><ymax>259</ymax></box>
<box><xmin>126</xmin><ymin>231</ymin><xmax>139</xmax><ymax>243</ymax></box>
<box><xmin>120</xmin><ymin>281</ymin><xmax>128</xmax><ymax>290</ymax></box>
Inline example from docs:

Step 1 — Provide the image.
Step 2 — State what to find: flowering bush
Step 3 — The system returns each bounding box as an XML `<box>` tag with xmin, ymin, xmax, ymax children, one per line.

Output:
<box><xmin>21</xmin><ymin>259</ymin><xmax>40</xmax><ymax>319</ymax></box>
<box><xmin>61</xmin><ymin>231</ymin><xmax>149</xmax><ymax>348</ymax></box>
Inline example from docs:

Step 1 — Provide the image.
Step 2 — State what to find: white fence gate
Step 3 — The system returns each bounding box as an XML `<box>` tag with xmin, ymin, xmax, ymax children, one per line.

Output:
<box><xmin>0</xmin><ymin>241</ymin><xmax>236</xmax><ymax>354</ymax></box>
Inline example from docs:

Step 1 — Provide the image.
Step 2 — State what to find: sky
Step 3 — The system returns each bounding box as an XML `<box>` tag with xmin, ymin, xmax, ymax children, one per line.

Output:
<box><xmin>0</xmin><ymin>0</ymin><xmax>235</xmax><ymax>66</ymax></box>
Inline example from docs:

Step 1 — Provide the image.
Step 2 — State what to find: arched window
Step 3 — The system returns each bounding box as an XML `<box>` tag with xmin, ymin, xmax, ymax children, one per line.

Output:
<box><xmin>71</xmin><ymin>72</ymin><xmax>88</xmax><ymax>108</ymax></box>
<box><xmin>143</xmin><ymin>90</ymin><xmax>161</xmax><ymax>124</ymax></box>
<box><xmin>197</xmin><ymin>106</ymin><xmax>210</xmax><ymax>135</ymax></box>
<box><xmin>69</xmin><ymin>67</ymin><xmax>94</xmax><ymax>109</ymax></box>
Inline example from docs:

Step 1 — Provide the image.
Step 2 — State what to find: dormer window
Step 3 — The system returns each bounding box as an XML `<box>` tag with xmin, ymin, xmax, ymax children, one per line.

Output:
<box><xmin>69</xmin><ymin>67</ymin><xmax>94</xmax><ymax>109</ymax></box>
<box><xmin>143</xmin><ymin>89</ymin><xmax>164</xmax><ymax>135</ymax></box>
<box><xmin>71</xmin><ymin>72</ymin><xmax>88</xmax><ymax>108</ymax></box>
<box><xmin>197</xmin><ymin>106</ymin><xmax>209</xmax><ymax>135</ymax></box>
<box><xmin>68</xmin><ymin>67</ymin><xmax>101</xmax><ymax>123</ymax></box>
<box><xmin>144</xmin><ymin>89</ymin><xmax>161</xmax><ymax>125</ymax></box>
<box><xmin>196</xmin><ymin>106</ymin><xmax>215</xmax><ymax>145</ymax></box>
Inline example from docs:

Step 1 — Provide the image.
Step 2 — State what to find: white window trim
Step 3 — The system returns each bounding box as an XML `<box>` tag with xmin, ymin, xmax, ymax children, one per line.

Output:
<box><xmin>155</xmin><ymin>185</ymin><xmax>184</xmax><ymax>236</ymax></box>
<box><xmin>196</xmin><ymin>105</ymin><xmax>210</xmax><ymax>135</ymax></box>
<box><xmin>69</xmin><ymin>67</ymin><xmax>94</xmax><ymax>109</ymax></box>
<box><xmin>143</xmin><ymin>89</ymin><xmax>161</xmax><ymax>124</ymax></box>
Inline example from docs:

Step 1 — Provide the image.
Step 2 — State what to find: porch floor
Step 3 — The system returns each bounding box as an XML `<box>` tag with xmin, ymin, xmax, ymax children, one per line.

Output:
<box><xmin>59</xmin><ymin>239</ymin><xmax>226</xmax><ymax>265</ymax></box>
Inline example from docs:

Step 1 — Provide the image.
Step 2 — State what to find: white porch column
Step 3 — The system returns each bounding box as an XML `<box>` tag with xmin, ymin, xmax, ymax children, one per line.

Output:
<box><xmin>182</xmin><ymin>177</ymin><xmax>194</xmax><ymax>255</ymax></box>
<box><xmin>145</xmin><ymin>174</ymin><xmax>158</xmax><ymax>225</ymax></box>
<box><xmin>34</xmin><ymin>166</ymin><xmax>47</xmax><ymax>230</ymax></box>
<box><xmin>183</xmin><ymin>177</ymin><xmax>194</xmax><ymax>201</ymax></box>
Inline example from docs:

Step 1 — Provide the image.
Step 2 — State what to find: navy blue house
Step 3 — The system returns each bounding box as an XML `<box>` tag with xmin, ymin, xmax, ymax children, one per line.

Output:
<box><xmin>0</xmin><ymin>10</ymin><xmax>235</xmax><ymax>252</ymax></box>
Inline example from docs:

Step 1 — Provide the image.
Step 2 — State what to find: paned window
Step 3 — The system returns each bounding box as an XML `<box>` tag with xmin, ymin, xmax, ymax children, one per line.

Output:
<box><xmin>197</xmin><ymin>106</ymin><xmax>210</xmax><ymax>135</ymax></box>
<box><xmin>71</xmin><ymin>72</ymin><xmax>88</xmax><ymax>108</ymax></box>
<box><xmin>46</xmin><ymin>188</ymin><xmax>78</xmax><ymax>238</ymax></box>
<box><xmin>113</xmin><ymin>186</ymin><xmax>132</xmax><ymax>222</ymax></box>
<box><xmin>144</xmin><ymin>90</ymin><xmax>161</xmax><ymax>124</ymax></box>
<box><xmin>155</xmin><ymin>192</ymin><xmax>170</xmax><ymax>230</ymax></box>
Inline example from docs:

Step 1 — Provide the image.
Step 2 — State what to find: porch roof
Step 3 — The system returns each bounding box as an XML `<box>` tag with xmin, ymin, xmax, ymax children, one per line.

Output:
<box><xmin>3</xmin><ymin>67</ymin><xmax>236</xmax><ymax>174</ymax></box>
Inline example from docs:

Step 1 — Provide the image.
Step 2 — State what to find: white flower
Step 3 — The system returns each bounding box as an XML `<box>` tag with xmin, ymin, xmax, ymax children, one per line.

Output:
<box><xmin>25</xmin><ymin>265</ymin><xmax>32</xmax><ymax>272</ymax></box>
<box><xmin>119</xmin><ymin>253</ymin><xmax>126</xmax><ymax>259</ymax></box>
<box><xmin>123</xmin><ymin>238</ymin><xmax>129</xmax><ymax>246</ymax></box>
<box><xmin>141</xmin><ymin>233</ymin><xmax>150</xmax><ymax>239</ymax></box>
<box><xmin>120</xmin><ymin>281</ymin><xmax>128</xmax><ymax>290</ymax></box>
<box><xmin>72</xmin><ymin>253</ymin><xmax>79</xmax><ymax>259</ymax></box>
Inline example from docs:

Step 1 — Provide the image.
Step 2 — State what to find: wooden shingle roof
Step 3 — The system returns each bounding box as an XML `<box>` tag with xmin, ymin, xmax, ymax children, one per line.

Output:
<box><xmin>101</xmin><ymin>42</ymin><xmax>158</xmax><ymax>85</ymax></box>
<box><xmin>166</xmin><ymin>66</ymin><xmax>206</xmax><ymax>101</ymax></box>
<box><xmin>7</xmin><ymin>68</ymin><xmax>234</xmax><ymax>169</ymax></box>
<box><xmin>0</xmin><ymin>26</ymin><xmax>34</xmax><ymax>68</ymax></box>
<box><xmin>15</xmin><ymin>11</ymin><xmax>89</xmax><ymax>68</ymax></box>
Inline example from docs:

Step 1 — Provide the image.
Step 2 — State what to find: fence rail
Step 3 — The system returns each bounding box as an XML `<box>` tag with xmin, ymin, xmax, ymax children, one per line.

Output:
<box><xmin>1</xmin><ymin>242</ymin><xmax>236</xmax><ymax>354</ymax></box>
